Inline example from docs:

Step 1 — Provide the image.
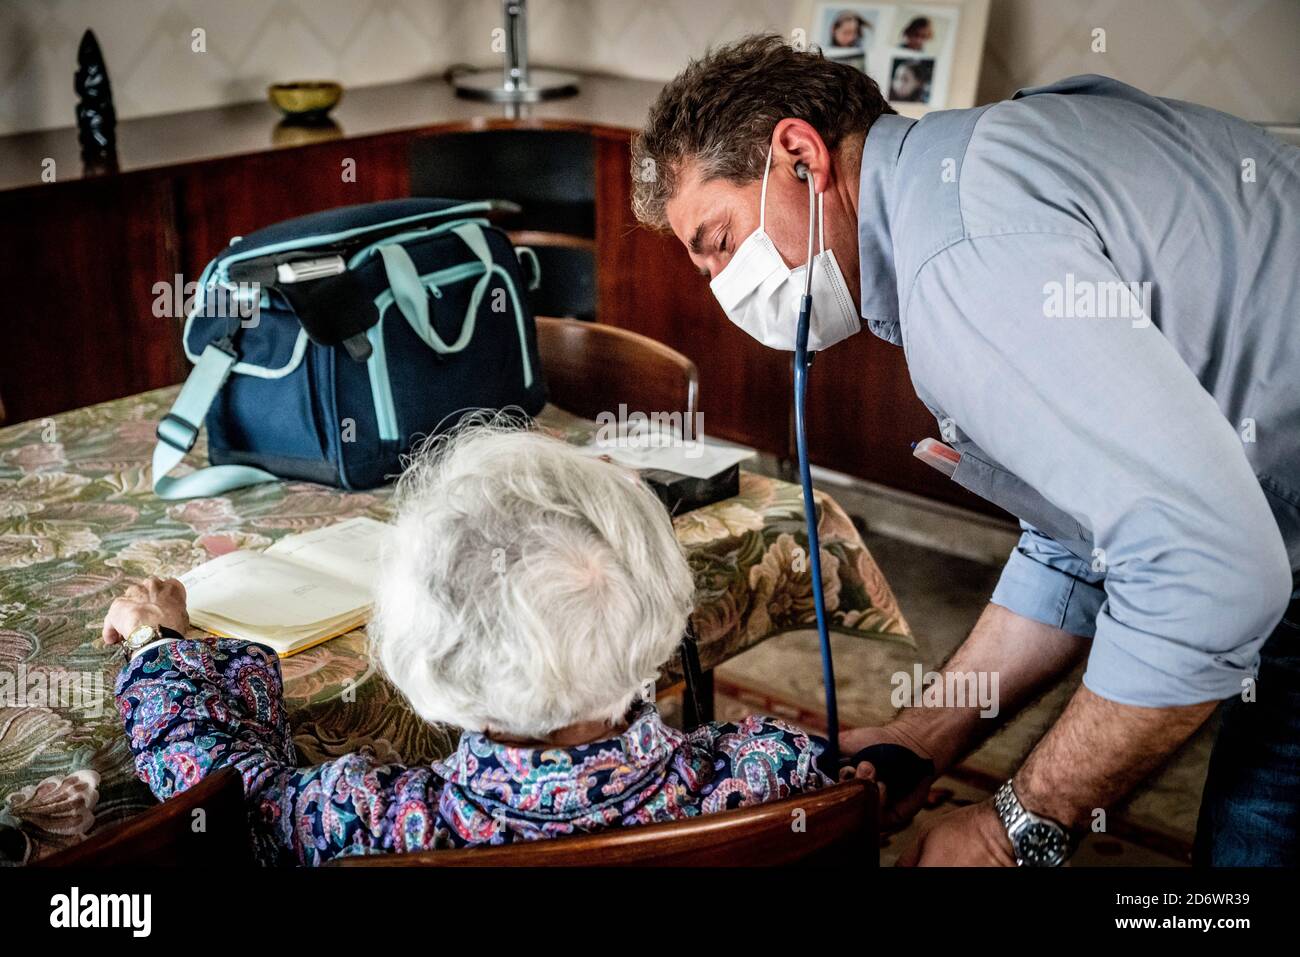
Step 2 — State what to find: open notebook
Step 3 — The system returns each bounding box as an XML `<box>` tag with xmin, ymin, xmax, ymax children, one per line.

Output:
<box><xmin>181</xmin><ymin>516</ymin><xmax>388</xmax><ymax>657</ymax></box>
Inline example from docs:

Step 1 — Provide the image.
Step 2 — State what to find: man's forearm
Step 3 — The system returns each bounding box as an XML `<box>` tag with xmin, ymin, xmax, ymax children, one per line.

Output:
<box><xmin>891</xmin><ymin>603</ymin><xmax>1090</xmax><ymax>770</ymax></box>
<box><xmin>1013</xmin><ymin>684</ymin><xmax>1217</xmax><ymax>829</ymax></box>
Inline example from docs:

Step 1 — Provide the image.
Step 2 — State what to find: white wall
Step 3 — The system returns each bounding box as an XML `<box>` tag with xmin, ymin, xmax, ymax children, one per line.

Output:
<box><xmin>520</xmin><ymin>0</ymin><xmax>1298</xmax><ymax>122</ymax></box>
<box><xmin>0</xmin><ymin>0</ymin><xmax>469</xmax><ymax>135</ymax></box>
<box><xmin>2</xmin><ymin>0</ymin><xmax>1296</xmax><ymax>136</ymax></box>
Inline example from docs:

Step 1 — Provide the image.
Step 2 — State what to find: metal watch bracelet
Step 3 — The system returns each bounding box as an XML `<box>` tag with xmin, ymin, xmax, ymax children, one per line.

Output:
<box><xmin>993</xmin><ymin>779</ymin><xmax>1073</xmax><ymax>867</ymax></box>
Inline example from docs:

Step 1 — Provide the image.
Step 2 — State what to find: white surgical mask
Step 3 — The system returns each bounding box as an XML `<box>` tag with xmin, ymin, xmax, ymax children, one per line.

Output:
<box><xmin>709</xmin><ymin>148</ymin><xmax>862</xmax><ymax>352</ymax></box>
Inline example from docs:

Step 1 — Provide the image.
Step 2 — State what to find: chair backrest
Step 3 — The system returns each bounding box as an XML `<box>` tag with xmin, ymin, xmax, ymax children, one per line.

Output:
<box><xmin>510</xmin><ymin>232</ymin><xmax>596</xmax><ymax>322</ymax></box>
<box><xmin>333</xmin><ymin>779</ymin><xmax>876</xmax><ymax>867</ymax></box>
<box><xmin>535</xmin><ymin>316</ymin><xmax>699</xmax><ymax>427</ymax></box>
<box><xmin>37</xmin><ymin>767</ymin><xmax>253</xmax><ymax>868</ymax></box>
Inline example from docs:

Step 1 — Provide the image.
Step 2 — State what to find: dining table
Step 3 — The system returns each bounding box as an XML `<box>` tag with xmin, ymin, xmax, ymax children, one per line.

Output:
<box><xmin>0</xmin><ymin>384</ymin><xmax>912</xmax><ymax>864</ymax></box>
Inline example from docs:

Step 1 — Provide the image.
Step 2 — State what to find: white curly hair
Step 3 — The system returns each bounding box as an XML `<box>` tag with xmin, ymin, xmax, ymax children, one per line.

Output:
<box><xmin>370</xmin><ymin>423</ymin><xmax>695</xmax><ymax>740</ymax></box>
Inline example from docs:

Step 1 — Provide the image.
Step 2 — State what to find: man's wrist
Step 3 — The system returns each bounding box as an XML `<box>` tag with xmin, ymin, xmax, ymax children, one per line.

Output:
<box><xmin>889</xmin><ymin>705</ymin><xmax>975</xmax><ymax>772</ymax></box>
<box><xmin>977</xmin><ymin>799</ymin><xmax>1019</xmax><ymax>865</ymax></box>
<box><xmin>995</xmin><ymin>779</ymin><xmax>1074</xmax><ymax>866</ymax></box>
<box><xmin>1012</xmin><ymin>768</ymin><xmax>1089</xmax><ymax>831</ymax></box>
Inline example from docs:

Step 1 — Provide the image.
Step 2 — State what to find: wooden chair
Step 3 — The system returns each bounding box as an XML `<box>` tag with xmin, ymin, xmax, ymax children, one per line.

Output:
<box><xmin>37</xmin><ymin>767</ymin><xmax>254</xmax><ymax>867</ymax></box>
<box><xmin>333</xmin><ymin>778</ymin><xmax>876</xmax><ymax>867</ymax></box>
<box><xmin>536</xmin><ymin>315</ymin><xmax>708</xmax><ymax>718</ymax></box>
<box><xmin>535</xmin><ymin>316</ymin><xmax>699</xmax><ymax>427</ymax></box>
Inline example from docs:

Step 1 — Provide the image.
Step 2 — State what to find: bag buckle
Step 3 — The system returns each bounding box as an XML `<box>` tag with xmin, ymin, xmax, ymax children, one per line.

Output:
<box><xmin>213</xmin><ymin>330</ymin><xmax>242</xmax><ymax>357</ymax></box>
<box><xmin>156</xmin><ymin>413</ymin><xmax>201</xmax><ymax>455</ymax></box>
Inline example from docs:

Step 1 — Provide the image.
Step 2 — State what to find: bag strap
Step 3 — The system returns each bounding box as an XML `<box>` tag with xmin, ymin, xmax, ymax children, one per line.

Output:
<box><xmin>453</xmin><ymin>223</ymin><xmax>535</xmax><ymax>390</ymax></box>
<box><xmin>378</xmin><ymin>244</ymin><xmax>479</xmax><ymax>355</ymax></box>
<box><xmin>377</xmin><ymin>222</ymin><xmax>500</xmax><ymax>357</ymax></box>
<box><xmin>151</xmin><ymin>342</ymin><xmax>279</xmax><ymax>500</ymax></box>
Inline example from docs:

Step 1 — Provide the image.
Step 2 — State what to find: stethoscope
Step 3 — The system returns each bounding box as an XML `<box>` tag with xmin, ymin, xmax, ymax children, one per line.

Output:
<box><xmin>790</xmin><ymin>161</ymin><xmax>934</xmax><ymax>790</ymax></box>
<box><xmin>792</xmin><ymin>160</ymin><xmax>840</xmax><ymax>766</ymax></box>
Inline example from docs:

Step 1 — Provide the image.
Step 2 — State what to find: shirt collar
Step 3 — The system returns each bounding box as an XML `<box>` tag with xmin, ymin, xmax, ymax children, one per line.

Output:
<box><xmin>437</xmin><ymin>703</ymin><xmax>687</xmax><ymax>819</ymax></box>
<box><xmin>857</xmin><ymin>113</ymin><xmax>916</xmax><ymax>346</ymax></box>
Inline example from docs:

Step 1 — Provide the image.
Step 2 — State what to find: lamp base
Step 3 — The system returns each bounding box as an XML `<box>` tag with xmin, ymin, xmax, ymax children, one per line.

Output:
<box><xmin>452</xmin><ymin>68</ymin><xmax>580</xmax><ymax>103</ymax></box>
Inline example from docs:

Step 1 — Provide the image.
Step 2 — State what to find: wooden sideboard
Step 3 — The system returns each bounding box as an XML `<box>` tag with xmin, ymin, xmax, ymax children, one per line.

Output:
<box><xmin>0</xmin><ymin>73</ymin><xmax>995</xmax><ymax>513</ymax></box>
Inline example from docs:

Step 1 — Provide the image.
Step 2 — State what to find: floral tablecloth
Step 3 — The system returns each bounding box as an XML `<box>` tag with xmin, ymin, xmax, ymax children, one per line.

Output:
<box><xmin>0</xmin><ymin>386</ymin><xmax>911</xmax><ymax>863</ymax></box>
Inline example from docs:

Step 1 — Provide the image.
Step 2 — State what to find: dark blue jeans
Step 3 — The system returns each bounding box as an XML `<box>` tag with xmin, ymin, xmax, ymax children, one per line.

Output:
<box><xmin>1194</xmin><ymin>579</ymin><xmax>1300</xmax><ymax>866</ymax></box>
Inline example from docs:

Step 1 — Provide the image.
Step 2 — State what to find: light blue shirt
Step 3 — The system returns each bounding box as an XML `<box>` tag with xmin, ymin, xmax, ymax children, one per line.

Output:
<box><xmin>857</xmin><ymin>75</ymin><xmax>1298</xmax><ymax>707</ymax></box>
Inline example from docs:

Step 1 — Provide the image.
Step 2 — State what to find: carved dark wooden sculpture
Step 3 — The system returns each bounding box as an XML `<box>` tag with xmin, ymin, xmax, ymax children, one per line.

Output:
<box><xmin>74</xmin><ymin>29</ymin><xmax>117</xmax><ymax>166</ymax></box>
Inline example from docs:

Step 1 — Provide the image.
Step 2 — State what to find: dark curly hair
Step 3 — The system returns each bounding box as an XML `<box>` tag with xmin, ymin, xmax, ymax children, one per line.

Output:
<box><xmin>631</xmin><ymin>33</ymin><xmax>893</xmax><ymax>229</ymax></box>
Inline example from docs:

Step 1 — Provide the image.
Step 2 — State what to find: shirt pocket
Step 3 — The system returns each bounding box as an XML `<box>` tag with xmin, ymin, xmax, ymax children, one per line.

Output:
<box><xmin>950</xmin><ymin>443</ymin><xmax>1094</xmax><ymax>561</ymax></box>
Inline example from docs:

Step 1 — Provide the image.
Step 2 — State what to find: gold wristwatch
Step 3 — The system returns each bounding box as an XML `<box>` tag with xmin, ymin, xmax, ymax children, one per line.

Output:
<box><xmin>122</xmin><ymin>623</ymin><xmax>184</xmax><ymax>658</ymax></box>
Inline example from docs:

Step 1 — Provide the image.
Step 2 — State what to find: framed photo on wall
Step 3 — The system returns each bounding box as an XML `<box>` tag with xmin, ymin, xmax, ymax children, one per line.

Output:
<box><xmin>796</xmin><ymin>0</ymin><xmax>990</xmax><ymax>117</ymax></box>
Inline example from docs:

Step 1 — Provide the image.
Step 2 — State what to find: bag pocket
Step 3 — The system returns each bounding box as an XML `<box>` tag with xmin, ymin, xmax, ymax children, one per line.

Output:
<box><xmin>206</xmin><ymin>324</ymin><xmax>334</xmax><ymax>483</ymax></box>
<box><xmin>365</xmin><ymin>245</ymin><xmax>538</xmax><ymax>446</ymax></box>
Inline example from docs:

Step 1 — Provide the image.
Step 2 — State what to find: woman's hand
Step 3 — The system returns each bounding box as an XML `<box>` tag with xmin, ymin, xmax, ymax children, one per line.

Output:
<box><xmin>101</xmin><ymin>576</ymin><xmax>190</xmax><ymax>645</ymax></box>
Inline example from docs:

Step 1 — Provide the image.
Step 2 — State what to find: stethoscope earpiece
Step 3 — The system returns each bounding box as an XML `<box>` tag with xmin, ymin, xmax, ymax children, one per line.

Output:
<box><xmin>798</xmin><ymin>162</ymin><xmax>817</xmax><ymax>299</ymax></box>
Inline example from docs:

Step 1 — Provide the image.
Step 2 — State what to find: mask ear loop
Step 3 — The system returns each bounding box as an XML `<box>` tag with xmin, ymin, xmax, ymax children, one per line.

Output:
<box><xmin>759</xmin><ymin>147</ymin><xmax>773</xmax><ymax>232</ymax></box>
<box><xmin>817</xmin><ymin>193</ymin><xmax>826</xmax><ymax>254</ymax></box>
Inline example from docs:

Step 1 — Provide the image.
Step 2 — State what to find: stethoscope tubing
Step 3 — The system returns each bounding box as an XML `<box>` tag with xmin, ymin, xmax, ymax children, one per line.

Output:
<box><xmin>793</xmin><ymin>163</ymin><xmax>840</xmax><ymax>765</ymax></box>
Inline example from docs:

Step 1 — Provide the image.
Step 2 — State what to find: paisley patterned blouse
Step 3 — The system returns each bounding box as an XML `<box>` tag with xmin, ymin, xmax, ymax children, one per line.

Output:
<box><xmin>115</xmin><ymin>638</ymin><xmax>833</xmax><ymax>866</ymax></box>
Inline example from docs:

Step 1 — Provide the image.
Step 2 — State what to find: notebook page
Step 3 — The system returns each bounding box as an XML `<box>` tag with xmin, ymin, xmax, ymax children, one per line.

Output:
<box><xmin>264</xmin><ymin>516</ymin><xmax>389</xmax><ymax>592</ymax></box>
<box><xmin>182</xmin><ymin>550</ymin><xmax>370</xmax><ymax>630</ymax></box>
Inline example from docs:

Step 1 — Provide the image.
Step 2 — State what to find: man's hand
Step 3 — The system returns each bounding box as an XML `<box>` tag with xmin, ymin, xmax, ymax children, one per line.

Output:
<box><xmin>896</xmin><ymin>800</ymin><xmax>1017</xmax><ymax>867</ymax></box>
<box><xmin>101</xmin><ymin>576</ymin><xmax>190</xmax><ymax>645</ymax></box>
<box><xmin>839</xmin><ymin>724</ymin><xmax>937</xmax><ymax>831</ymax></box>
<box><xmin>840</xmin><ymin>604</ymin><xmax>1091</xmax><ymax>832</ymax></box>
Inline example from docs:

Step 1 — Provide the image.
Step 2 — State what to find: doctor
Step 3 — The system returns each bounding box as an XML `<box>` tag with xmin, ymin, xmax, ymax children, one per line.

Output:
<box><xmin>631</xmin><ymin>35</ymin><xmax>1299</xmax><ymax>866</ymax></box>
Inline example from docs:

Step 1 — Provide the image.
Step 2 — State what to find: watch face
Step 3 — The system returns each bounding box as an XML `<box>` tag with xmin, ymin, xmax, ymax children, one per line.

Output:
<box><xmin>127</xmin><ymin>624</ymin><xmax>158</xmax><ymax>648</ymax></box>
<box><xmin>1016</xmin><ymin>821</ymin><xmax>1067</xmax><ymax>866</ymax></box>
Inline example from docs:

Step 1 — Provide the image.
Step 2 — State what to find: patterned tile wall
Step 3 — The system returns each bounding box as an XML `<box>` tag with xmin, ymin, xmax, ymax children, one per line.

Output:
<box><xmin>2</xmin><ymin>0</ymin><xmax>1296</xmax><ymax>136</ymax></box>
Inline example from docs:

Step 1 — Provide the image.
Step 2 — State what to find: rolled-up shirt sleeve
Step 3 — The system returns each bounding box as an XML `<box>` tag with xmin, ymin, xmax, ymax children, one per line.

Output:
<box><xmin>992</xmin><ymin>523</ymin><xmax>1106</xmax><ymax>639</ymax></box>
<box><xmin>905</xmin><ymin>232</ymin><xmax>1293</xmax><ymax>706</ymax></box>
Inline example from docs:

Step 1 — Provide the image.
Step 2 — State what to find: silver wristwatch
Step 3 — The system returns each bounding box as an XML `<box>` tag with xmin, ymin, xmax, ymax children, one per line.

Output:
<box><xmin>993</xmin><ymin>779</ymin><xmax>1072</xmax><ymax>866</ymax></box>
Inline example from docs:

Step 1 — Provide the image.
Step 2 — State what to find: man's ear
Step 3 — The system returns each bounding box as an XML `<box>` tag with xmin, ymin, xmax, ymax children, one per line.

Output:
<box><xmin>772</xmin><ymin>118</ymin><xmax>833</xmax><ymax>193</ymax></box>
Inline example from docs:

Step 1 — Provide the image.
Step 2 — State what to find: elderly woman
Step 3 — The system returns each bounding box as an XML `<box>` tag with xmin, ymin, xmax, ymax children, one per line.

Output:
<box><xmin>104</xmin><ymin>428</ymin><xmax>841</xmax><ymax>865</ymax></box>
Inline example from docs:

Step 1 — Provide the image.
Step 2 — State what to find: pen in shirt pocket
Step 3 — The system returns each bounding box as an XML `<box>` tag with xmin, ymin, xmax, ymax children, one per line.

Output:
<box><xmin>912</xmin><ymin>437</ymin><xmax>960</xmax><ymax>478</ymax></box>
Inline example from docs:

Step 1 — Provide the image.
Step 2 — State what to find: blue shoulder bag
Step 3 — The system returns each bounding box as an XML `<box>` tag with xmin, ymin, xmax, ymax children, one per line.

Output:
<box><xmin>152</xmin><ymin>198</ymin><xmax>547</xmax><ymax>498</ymax></box>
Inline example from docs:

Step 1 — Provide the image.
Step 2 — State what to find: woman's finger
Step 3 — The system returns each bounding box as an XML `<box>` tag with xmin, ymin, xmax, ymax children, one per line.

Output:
<box><xmin>101</xmin><ymin>604</ymin><xmax>123</xmax><ymax>645</ymax></box>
